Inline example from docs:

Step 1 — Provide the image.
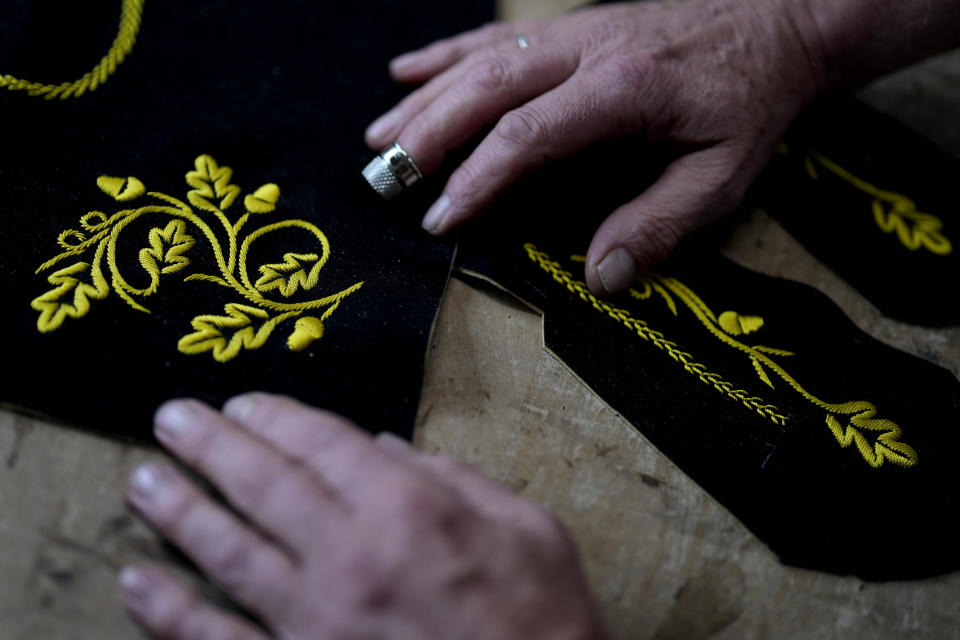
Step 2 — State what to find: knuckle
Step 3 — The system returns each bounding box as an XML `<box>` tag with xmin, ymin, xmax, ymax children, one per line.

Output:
<box><xmin>494</xmin><ymin>106</ymin><xmax>550</xmax><ymax>149</ymax></box>
<box><xmin>396</xmin><ymin>483</ymin><xmax>447</xmax><ymax>520</ymax></box>
<box><xmin>631</xmin><ymin>214</ymin><xmax>683</xmax><ymax>266</ymax></box>
<box><xmin>602</xmin><ymin>55</ymin><xmax>657</xmax><ymax>100</ymax></box>
<box><xmin>158</xmin><ymin>595</ymin><xmax>199</xmax><ymax>639</ymax></box>
<box><xmin>391</xmin><ymin>482</ymin><xmax>463</xmax><ymax>532</ymax></box>
<box><xmin>150</xmin><ymin>473</ymin><xmax>195</xmax><ymax>530</ymax></box>
<box><xmin>227</xmin><ymin>457</ymin><xmax>281</xmax><ymax>512</ymax></box>
<box><xmin>341</xmin><ymin>551</ymin><xmax>397</xmax><ymax>609</ymax></box>
<box><xmin>703</xmin><ymin>161</ymin><xmax>748</xmax><ymax>213</ymax></box>
<box><xmin>207</xmin><ymin>535</ymin><xmax>259</xmax><ymax>594</ymax></box>
<box><xmin>466</xmin><ymin>56</ymin><xmax>513</xmax><ymax>93</ymax></box>
<box><xmin>444</xmin><ymin>162</ymin><xmax>486</xmax><ymax>204</ymax></box>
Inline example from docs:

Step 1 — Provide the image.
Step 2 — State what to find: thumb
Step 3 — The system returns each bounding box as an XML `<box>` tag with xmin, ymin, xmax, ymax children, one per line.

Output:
<box><xmin>584</xmin><ymin>147</ymin><xmax>744</xmax><ymax>295</ymax></box>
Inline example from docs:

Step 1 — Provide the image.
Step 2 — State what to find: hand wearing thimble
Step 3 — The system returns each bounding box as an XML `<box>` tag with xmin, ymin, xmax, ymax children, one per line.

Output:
<box><xmin>365</xmin><ymin>0</ymin><xmax>960</xmax><ymax>296</ymax></box>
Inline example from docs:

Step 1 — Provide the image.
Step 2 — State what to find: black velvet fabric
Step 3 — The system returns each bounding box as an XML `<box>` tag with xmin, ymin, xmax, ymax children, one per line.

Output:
<box><xmin>752</xmin><ymin>98</ymin><xmax>960</xmax><ymax>326</ymax></box>
<box><xmin>0</xmin><ymin>0</ymin><xmax>493</xmax><ymax>441</ymax></box>
<box><xmin>456</xmin><ymin>137</ymin><xmax>960</xmax><ymax>580</ymax></box>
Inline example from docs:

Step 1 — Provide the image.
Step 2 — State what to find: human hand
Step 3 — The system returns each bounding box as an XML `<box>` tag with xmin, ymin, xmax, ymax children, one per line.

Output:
<box><xmin>120</xmin><ymin>394</ymin><xmax>607</xmax><ymax>640</ymax></box>
<box><xmin>365</xmin><ymin>0</ymin><xmax>824</xmax><ymax>294</ymax></box>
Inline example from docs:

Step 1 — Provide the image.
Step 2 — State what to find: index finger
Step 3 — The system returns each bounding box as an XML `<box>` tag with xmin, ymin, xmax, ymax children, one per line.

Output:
<box><xmin>422</xmin><ymin>74</ymin><xmax>619</xmax><ymax>234</ymax></box>
<box><xmin>152</xmin><ymin>399</ymin><xmax>339</xmax><ymax>553</ymax></box>
<box><xmin>221</xmin><ymin>393</ymin><xmax>412</xmax><ymax>505</ymax></box>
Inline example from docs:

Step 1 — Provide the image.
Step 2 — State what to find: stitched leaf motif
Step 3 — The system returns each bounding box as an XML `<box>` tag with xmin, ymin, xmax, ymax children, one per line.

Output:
<box><xmin>139</xmin><ymin>220</ymin><xmax>195</xmax><ymax>281</ymax></box>
<box><xmin>872</xmin><ymin>200</ymin><xmax>951</xmax><ymax>256</ymax></box>
<box><xmin>31</xmin><ymin>153</ymin><xmax>364</xmax><ymax>362</ymax></box>
<box><xmin>186</xmin><ymin>154</ymin><xmax>241</xmax><ymax>212</ymax></box>
<box><xmin>805</xmin><ymin>150</ymin><xmax>952</xmax><ymax>256</ymax></box>
<box><xmin>825</xmin><ymin>402</ymin><xmax>919</xmax><ymax>468</ymax></box>
<box><xmin>177</xmin><ymin>304</ymin><xmax>296</xmax><ymax>363</ymax></box>
<box><xmin>525</xmin><ymin>244</ymin><xmax>918</xmax><ymax>469</ymax></box>
<box><xmin>31</xmin><ymin>261</ymin><xmax>110</xmax><ymax>332</ymax></box>
<box><xmin>255</xmin><ymin>253</ymin><xmax>323</xmax><ymax>297</ymax></box>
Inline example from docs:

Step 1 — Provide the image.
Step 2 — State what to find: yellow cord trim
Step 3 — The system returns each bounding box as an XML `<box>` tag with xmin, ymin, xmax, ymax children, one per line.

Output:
<box><xmin>31</xmin><ymin>153</ymin><xmax>363</xmax><ymax>362</ymax></box>
<box><xmin>527</xmin><ymin>245</ymin><xmax>917</xmax><ymax>469</ymax></box>
<box><xmin>804</xmin><ymin>150</ymin><xmax>952</xmax><ymax>256</ymax></box>
<box><xmin>1</xmin><ymin>0</ymin><xmax>144</xmax><ymax>99</ymax></box>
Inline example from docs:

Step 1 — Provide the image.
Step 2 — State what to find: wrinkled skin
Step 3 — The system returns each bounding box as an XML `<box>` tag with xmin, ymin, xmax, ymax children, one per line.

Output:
<box><xmin>365</xmin><ymin>0</ymin><xmax>822</xmax><ymax>295</ymax></box>
<box><xmin>122</xmin><ymin>394</ymin><xmax>607</xmax><ymax>640</ymax></box>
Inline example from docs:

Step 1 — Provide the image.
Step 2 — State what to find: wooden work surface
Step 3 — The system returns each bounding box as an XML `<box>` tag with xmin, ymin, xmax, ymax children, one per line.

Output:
<box><xmin>3</xmin><ymin>1</ymin><xmax>960</xmax><ymax>637</ymax></box>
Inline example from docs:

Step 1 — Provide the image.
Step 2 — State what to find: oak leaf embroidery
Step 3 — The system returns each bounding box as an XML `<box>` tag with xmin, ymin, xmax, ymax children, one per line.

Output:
<box><xmin>255</xmin><ymin>253</ymin><xmax>324</xmax><ymax>297</ymax></box>
<box><xmin>30</xmin><ymin>154</ymin><xmax>363</xmax><ymax>361</ymax></box>
<box><xmin>527</xmin><ymin>245</ymin><xmax>917</xmax><ymax>469</ymax></box>
<box><xmin>803</xmin><ymin>149</ymin><xmax>952</xmax><ymax>256</ymax></box>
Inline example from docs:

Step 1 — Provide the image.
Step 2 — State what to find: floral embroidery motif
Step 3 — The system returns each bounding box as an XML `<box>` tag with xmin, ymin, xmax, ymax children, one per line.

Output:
<box><xmin>802</xmin><ymin>148</ymin><xmax>952</xmax><ymax>256</ymax></box>
<box><xmin>31</xmin><ymin>154</ymin><xmax>363</xmax><ymax>362</ymax></box>
<box><xmin>526</xmin><ymin>245</ymin><xmax>917</xmax><ymax>469</ymax></box>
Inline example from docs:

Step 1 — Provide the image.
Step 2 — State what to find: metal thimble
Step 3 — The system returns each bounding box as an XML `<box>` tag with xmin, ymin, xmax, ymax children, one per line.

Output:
<box><xmin>362</xmin><ymin>142</ymin><xmax>423</xmax><ymax>199</ymax></box>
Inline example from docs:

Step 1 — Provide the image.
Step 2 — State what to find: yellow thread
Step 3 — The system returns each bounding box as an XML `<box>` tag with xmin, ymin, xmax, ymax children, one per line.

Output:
<box><xmin>31</xmin><ymin>153</ymin><xmax>364</xmax><ymax>361</ymax></box>
<box><xmin>526</xmin><ymin>245</ymin><xmax>917</xmax><ymax>468</ymax></box>
<box><xmin>718</xmin><ymin>311</ymin><xmax>764</xmax><ymax>336</ymax></box>
<box><xmin>136</xmin><ymin>220</ymin><xmax>196</xmax><ymax>296</ymax></box>
<box><xmin>806</xmin><ymin>150</ymin><xmax>951</xmax><ymax>256</ymax></box>
<box><xmin>0</xmin><ymin>0</ymin><xmax>144</xmax><ymax>99</ymax></box>
<box><xmin>528</xmin><ymin>246</ymin><xmax>789</xmax><ymax>426</ymax></box>
<box><xmin>287</xmin><ymin>316</ymin><xmax>325</xmax><ymax>351</ymax></box>
<box><xmin>186</xmin><ymin>155</ymin><xmax>242</xmax><ymax>214</ymax></box>
<box><xmin>31</xmin><ymin>241</ymin><xmax>110</xmax><ymax>332</ymax></box>
<box><xmin>177</xmin><ymin>304</ymin><xmax>299</xmax><ymax>363</ymax></box>
<box><xmin>245</xmin><ymin>184</ymin><xmax>280</xmax><ymax>214</ymax></box>
<box><xmin>97</xmin><ymin>176</ymin><xmax>146</xmax><ymax>202</ymax></box>
<box><xmin>255</xmin><ymin>253</ymin><xmax>325</xmax><ymax>298</ymax></box>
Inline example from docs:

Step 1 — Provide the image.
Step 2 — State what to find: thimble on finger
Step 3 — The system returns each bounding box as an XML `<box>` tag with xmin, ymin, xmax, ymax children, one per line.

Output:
<box><xmin>362</xmin><ymin>142</ymin><xmax>422</xmax><ymax>200</ymax></box>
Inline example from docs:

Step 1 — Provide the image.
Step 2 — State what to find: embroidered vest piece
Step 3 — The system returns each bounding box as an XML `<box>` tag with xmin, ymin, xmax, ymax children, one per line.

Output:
<box><xmin>455</xmin><ymin>139</ymin><xmax>960</xmax><ymax>580</ymax></box>
<box><xmin>0</xmin><ymin>0</ymin><xmax>494</xmax><ymax>440</ymax></box>
<box><xmin>752</xmin><ymin>98</ymin><xmax>960</xmax><ymax>326</ymax></box>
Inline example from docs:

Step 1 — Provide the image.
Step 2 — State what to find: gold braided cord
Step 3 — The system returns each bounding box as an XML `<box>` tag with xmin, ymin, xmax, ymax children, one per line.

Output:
<box><xmin>523</xmin><ymin>244</ymin><xmax>790</xmax><ymax>425</ymax></box>
<box><xmin>1</xmin><ymin>0</ymin><xmax>144</xmax><ymax>99</ymax></box>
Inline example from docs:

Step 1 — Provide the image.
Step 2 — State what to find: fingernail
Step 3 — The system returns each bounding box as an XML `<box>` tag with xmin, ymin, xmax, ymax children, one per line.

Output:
<box><xmin>155</xmin><ymin>401</ymin><xmax>196</xmax><ymax>442</ymax></box>
<box><xmin>225</xmin><ymin>394</ymin><xmax>259</xmax><ymax>421</ymax></box>
<box><xmin>365</xmin><ymin>109</ymin><xmax>401</xmax><ymax>142</ymax></box>
<box><xmin>119</xmin><ymin>567</ymin><xmax>153</xmax><ymax>609</ymax></box>
<box><xmin>130</xmin><ymin>464</ymin><xmax>165</xmax><ymax>502</ymax></box>
<box><xmin>596</xmin><ymin>248</ymin><xmax>637</xmax><ymax>295</ymax></box>
<box><xmin>422</xmin><ymin>195</ymin><xmax>450</xmax><ymax>234</ymax></box>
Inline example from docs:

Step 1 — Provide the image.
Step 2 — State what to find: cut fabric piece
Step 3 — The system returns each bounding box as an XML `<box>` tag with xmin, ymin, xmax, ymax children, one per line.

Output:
<box><xmin>0</xmin><ymin>0</ymin><xmax>494</xmax><ymax>441</ymax></box>
<box><xmin>751</xmin><ymin>98</ymin><xmax>959</xmax><ymax>326</ymax></box>
<box><xmin>455</xmin><ymin>142</ymin><xmax>960</xmax><ymax>580</ymax></box>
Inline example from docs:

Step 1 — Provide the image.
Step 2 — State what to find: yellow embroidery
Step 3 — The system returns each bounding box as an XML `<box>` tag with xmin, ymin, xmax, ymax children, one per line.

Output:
<box><xmin>528</xmin><ymin>247</ymin><xmax>789</xmax><ymax>426</ymax></box>
<box><xmin>804</xmin><ymin>150</ymin><xmax>952</xmax><ymax>256</ymax></box>
<box><xmin>1</xmin><ymin>0</ymin><xmax>144</xmax><ymax>99</ymax></box>
<box><xmin>255</xmin><ymin>253</ymin><xmax>327</xmax><ymax>297</ymax></box>
<box><xmin>31</xmin><ymin>154</ymin><xmax>363</xmax><ymax>362</ymax></box>
<box><xmin>528</xmin><ymin>245</ymin><xmax>917</xmax><ymax>469</ymax></box>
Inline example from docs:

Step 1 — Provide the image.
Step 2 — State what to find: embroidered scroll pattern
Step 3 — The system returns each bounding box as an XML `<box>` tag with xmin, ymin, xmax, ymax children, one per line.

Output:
<box><xmin>1</xmin><ymin>0</ymin><xmax>144</xmax><ymax>99</ymax></box>
<box><xmin>31</xmin><ymin>154</ymin><xmax>363</xmax><ymax>362</ymax></box>
<box><xmin>802</xmin><ymin>148</ymin><xmax>952</xmax><ymax>256</ymax></box>
<box><xmin>525</xmin><ymin>244</ymin><xmax>917</xmax><ymax>469</ymax></box>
